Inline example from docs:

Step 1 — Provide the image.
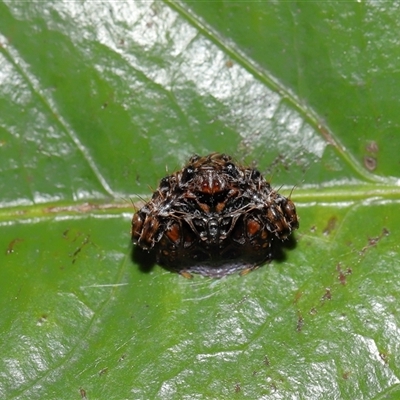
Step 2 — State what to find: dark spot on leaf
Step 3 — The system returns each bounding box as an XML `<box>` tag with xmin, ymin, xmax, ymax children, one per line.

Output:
<box><xmin>37</xmin><ymin>314</ymin><xmax>48</xmax><ymax>326</ymax></box>
<box><xmin>321</xmin><ymin>288</ymin><xmax>332</xmax><ymax>302</ymax></box>
<box><xmin>63</xmin><ymin>228</ymin><xmax>82</xmax><ymax>242</ymax></box>
<box><xmin>293</xmin><ymin>291</ymin><xmax>302</xmax><ymax>304</ymax></box>
<box><xmin>338</xmin><ymin>270</ymin><xmax>346</xmax><ymax>285</ymax></box>
<box><xmin>323</xmin><ymin>216</ymin><xmax>337</xmax><ymax>235</ymax></box>
<box><xmin>309</xmin><ymin>307</ymin><xmax>317</xmax><ymax>315</ymax></box>
<box><xmin>269</xmin><ymin>382</ymin><xmax>278</xmax><ymax>392</ymax></box>
<box><xmin>379</xmin><ymin>351</ymin><xmax>389</xmax><ymax>364</ymax></box>
<box><xmin>360</xmin><ymin>228</ymin><xmax>389</xmax><ymax>256</ymax></box>
<box><xmin>72</xmin><ymin>247</ymin><xmax>82</xmax><ymax>258</ymax></box>
<box><xmin>296</xmin><ymin>311</ymin><xmax>304</xmax><ymax>332</ymax></box>
<box><xmin>70</xmin><ymin>235</ymin><xmax>91</xmax><ymax>264</ymax></box>
<box><xmin>336</xmin><ymin>263</ymin><xmax>352</xmax><ymax>285</ymax></box>
<box><xmin>6</xmin><ymin>238</ymin><xmax>23</xmax><ymax>255</ymax></box>
<box><xmin>225</xmin><ymin>59</ymin><xmax>233</xmax><ymax>68</ymax></box>
<box><xmin>234</xmin><ymin>383</ymin><xmax>241</xmax><ymax>393</ymax></box>
<box><xmin>317</xmin><ymin>124</ymin><xmax>336</xmax><ymax>146</ymax></box>
<box><xmin>364</xmin><ymin>156</ymin><xmax>377</xmax><ymax>171</ymax></box>
<box><xmin>342</xmin><ymin>371</ymin><xmax>351</xmax><ymax>380</ymax></box>
<box><xmin>263</xmin><ymin>356</ymin><xmax>270</xmax><ymax>366</ymax></box>
<box><xmin>99</xmin><ymin>367</ymin><xmax>108</xmax><ymax>376</ymax></box>
<box><xmin>366</xmin><ymin>141</ymin><xmax>379</xmax><ymax>154</ymax></box>
<box><xmin>79</xmin><ymin>388</ymin><xmax>87</xmax><ymax>399</ymax></box>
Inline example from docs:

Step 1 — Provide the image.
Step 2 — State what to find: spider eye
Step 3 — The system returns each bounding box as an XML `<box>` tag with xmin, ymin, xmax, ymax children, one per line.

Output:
<box><xmin>250</xmin><ymin>169</ymin><xmax>261</xmax><ymax>180</ymax></box>
<box><xmin>181</xmin><ymin>166</ymin><xmax>195</xmax><ymax>183</ymax></box>
<box><xmin>159</xmin><ymin>177</ymin><xmax>170</xmax><ymax>190</ymax></box>
<box><xmin>225</xmin><ymin>162</ymin><xmax>239</xmax><ymax>178</ymax></box>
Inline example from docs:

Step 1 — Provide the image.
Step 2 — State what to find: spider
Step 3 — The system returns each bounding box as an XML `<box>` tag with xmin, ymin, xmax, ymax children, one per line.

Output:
<box><xmin>132</xmin><ymin>153</ymin><xmax>298</xmax><ymax>277</ymax></box>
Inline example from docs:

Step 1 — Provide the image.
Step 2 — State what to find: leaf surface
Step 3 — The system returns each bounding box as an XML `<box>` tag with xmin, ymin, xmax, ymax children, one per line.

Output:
<box><xmin>1</xmin><ymin>1</ymin><xmax>400</xmax><ymax>399</ymax></box>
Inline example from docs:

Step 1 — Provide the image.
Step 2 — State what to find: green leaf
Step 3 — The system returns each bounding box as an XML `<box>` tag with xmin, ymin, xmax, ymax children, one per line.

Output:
<box><xmin>1</xmin><ymin>1</ymin><xmax>400</xmax><ymax>399</ymax></box>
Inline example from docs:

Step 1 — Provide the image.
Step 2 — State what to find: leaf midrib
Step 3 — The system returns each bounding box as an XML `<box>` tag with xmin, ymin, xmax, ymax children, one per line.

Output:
<box><xmin>1</xmin><ymin>183</ymin><xmax>399</xmax><ymax>224</ymax></box>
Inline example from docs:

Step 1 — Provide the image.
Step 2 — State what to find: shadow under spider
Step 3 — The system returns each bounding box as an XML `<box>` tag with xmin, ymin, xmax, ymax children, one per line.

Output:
<box><xmin>131</xmin><ymin>233</ymin><xmax>298</xmax><ymax>276</ymax></box>
<box><xmin>131</xmin><ymin>245</ymin><xmax>157</xmax><ymax>273</ymax></box>
<box><xmin>272</xmin><ymin>233</ymin><xmax>298</xmax><ymax>263</ymax></box>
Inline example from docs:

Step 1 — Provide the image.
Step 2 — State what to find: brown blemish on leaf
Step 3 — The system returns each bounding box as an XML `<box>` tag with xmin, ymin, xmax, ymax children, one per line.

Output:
<box><xmin>225</xmin><ymin>59</ymin><xmax>233</xmax><ymax>68</ymax></box>
<box><xmin>234</xmin><ymin>383</ymin><xmax>241</xmax><ymax>393</ymax></box>
<box><xmin>6</xmin><ymin>238</ymin><xmax>24</xmax><ymax>255</ymax></box>
<box><xmin>360</xmin><ymin>228</ymin><xmax>390</xmax><ymax>256</ymax></box>
<box><xmin>80</xmin><ymin>388</ymin><xmax>87</xmax><ymax>399</ymax></box>
<box><xmin>364</xmin><ymin>140</ymin><xmax>379</xmax><ymax>170</ymax></box>
<box><xmin>363</xmin><ymin>156</ymin><xmax>377</xmax><ymax>171</ymax></box>
<box><xmin>99</xmin><ymin>367</ymin><xmax>108</xmax><ymax>376</ymax></box>
<box><xmin>37</xmin><ymin>314</ymin><xmax>48</xmax><ymax>326</ymax></box>
<box><xmin>293</xmin><ymin>291</ymin><xmax>302</xmax><ymax>304</ymax></box>
<box><xmin>269</xmin><ymin>382</ymin><xmax>278</xmax><ymax>392</ymax></box>
<box><xmin>296</xmin><ymin>311</ymin><xmax>304</xmax><ymax>332</ymax></box>
<box><xmin>321</xmin><ymin>288</ymin><xmax>332</xmax><ymax>302</ymax></box>
<box><xmin>366</xmin><ymin>141</ymin><xmax>379</xmax><ymax>154</ymax></box>
<box><xmin>338</xmin><ymin>269</ymin><xmax>346</xmax><ymax>285</ymax></box>
<box><xmin>309</xmin><ymin>307</ymin><xmax>317</xmax><ymax>315</ymax></box>
<box><xmin>70</xmin><ymin>235</ymin><xmax>92</xmax><ymax>264</ymax></box>
<box><xmin>263</xmin><ymin>356</ymin><xmax>270</xmax><ymax>366</ymax></box>
<box><xmin>323</xmin><ymin>216</ymin><xmax>337</xmax><ymax>235</ymax></box>
<box><xmin>317</xmin><ymin>124</ymin><xmax>336</xmax><ymax>147</ymax></box>
<box><xmin>342</xmin><ymin>371</ymin><xmax>351</xmax><ymax>380</ymax></box>
<box><xmin>379</xmin><ymin>351</ymin><xmax>390</xmax><ymax>364</ymax></box>
<box><xmin>336</xmin><ymin>263</ymin><xmax>352</xmax><ymax>285</ymax></box>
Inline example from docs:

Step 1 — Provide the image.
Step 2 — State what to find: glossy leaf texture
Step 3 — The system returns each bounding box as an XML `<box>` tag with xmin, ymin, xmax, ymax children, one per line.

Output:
<box><xmin>1</xmin><ymin>1</ymin><xmax>400</xmax><ymax>399</ymax></box>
